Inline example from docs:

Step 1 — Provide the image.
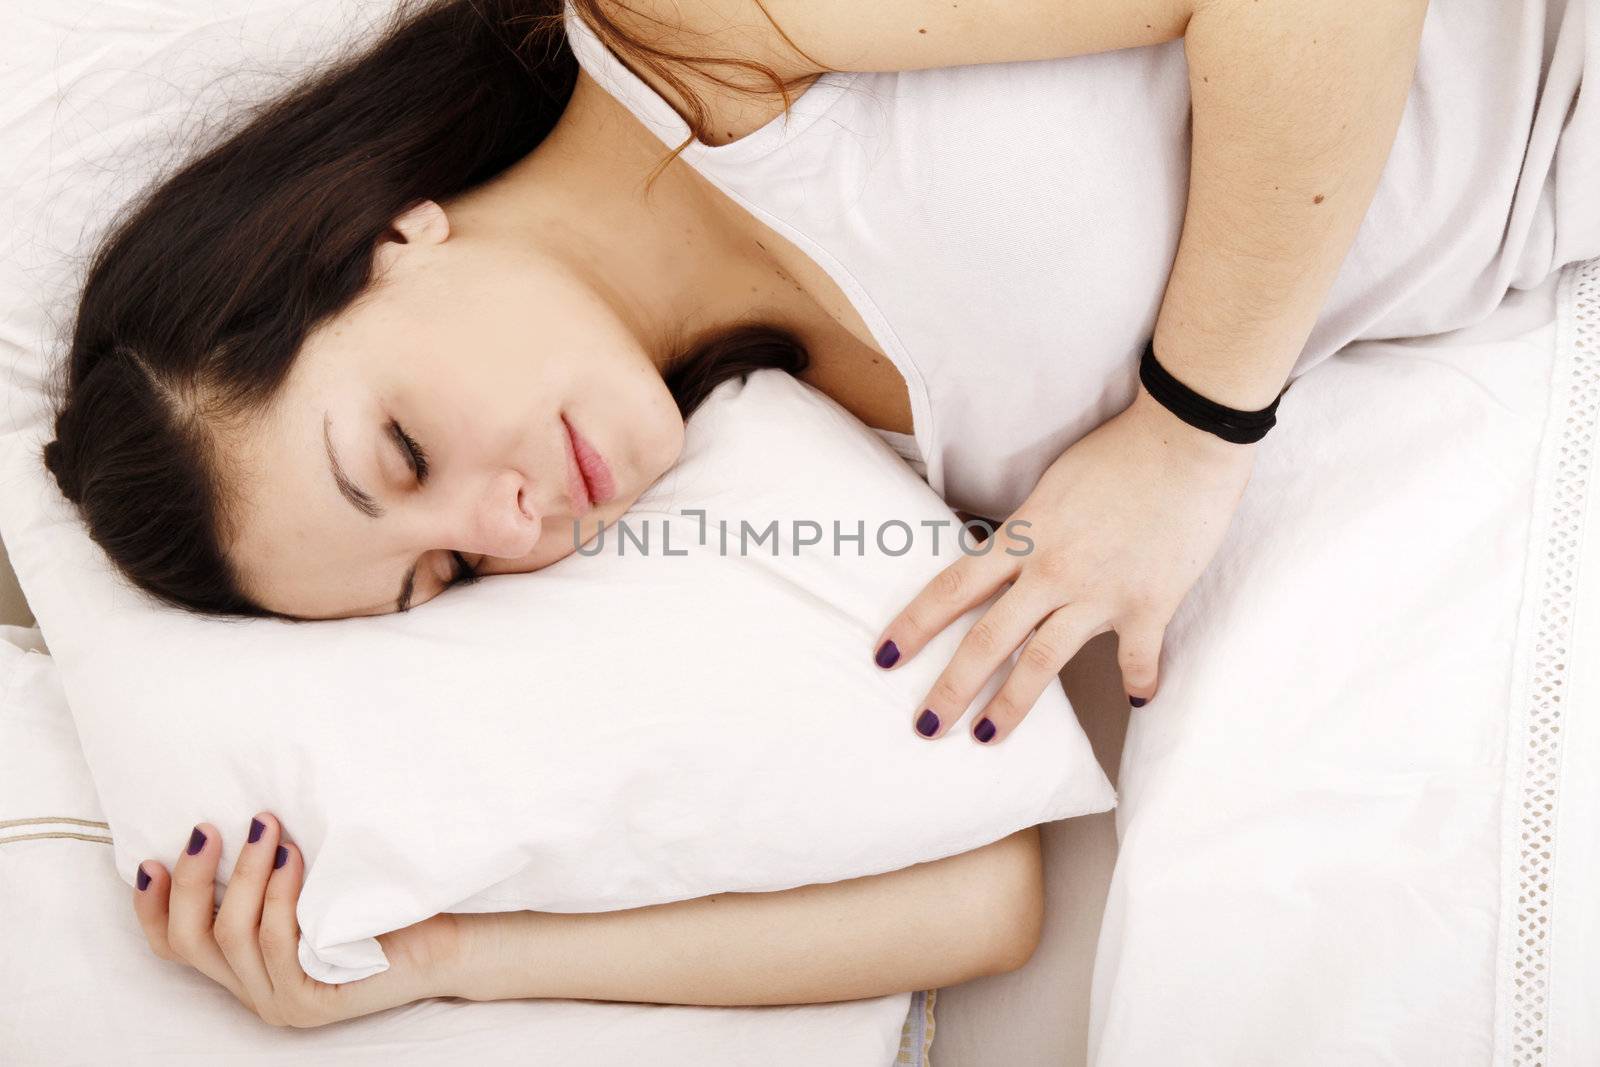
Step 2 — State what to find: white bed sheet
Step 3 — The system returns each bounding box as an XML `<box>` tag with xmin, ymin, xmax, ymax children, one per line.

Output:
<box><xmin>1090</xmin><ymin>260</ymin><xmax>1600</xmax><ymax>1065</ymax></box>
<box><xmin>0</xmin><ymin>625</ymin><xmax>916</xmax><ymax>1065</ymax></box>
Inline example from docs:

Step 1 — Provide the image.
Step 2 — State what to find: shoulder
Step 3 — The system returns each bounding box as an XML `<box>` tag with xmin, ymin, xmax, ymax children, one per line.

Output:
<box><xmin>590</xmin><ymin>0</ymin><xmax>1192</xmax><ymax>78</ymax></box>
<box><xmin>581</xmin><ymin>0</ymin><xmax>826</xmax><ymax>147</ymax></box>
<box><xmin>585</xmin><ymin>0</ymin><xmax>821</xmax><ymax>86</ymax></box>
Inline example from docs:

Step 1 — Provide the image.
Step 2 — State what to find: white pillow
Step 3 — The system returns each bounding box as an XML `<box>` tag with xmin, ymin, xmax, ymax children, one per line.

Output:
<box><xmin>0</xmin><ymin>626</ymin><xmax>920</xmax><ymax>1066</ymax></box>
<box><xmin>0</xmin><ymin>368</ymin><xmax>1115</xmax><ymax>983</ymax></box>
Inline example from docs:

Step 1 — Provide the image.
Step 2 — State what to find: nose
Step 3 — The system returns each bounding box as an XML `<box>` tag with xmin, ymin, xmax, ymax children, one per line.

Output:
<box><xmin>459</xmin><ymin>468</ymin><xmax>542</xmax><ymax>559</ymax></box>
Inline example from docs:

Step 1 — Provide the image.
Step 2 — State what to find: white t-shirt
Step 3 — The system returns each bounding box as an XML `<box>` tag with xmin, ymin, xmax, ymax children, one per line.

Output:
<box><xmin>563</xmin><ymin>0</ymin><xmax>1598</xmax><ymax>520</ymax></box>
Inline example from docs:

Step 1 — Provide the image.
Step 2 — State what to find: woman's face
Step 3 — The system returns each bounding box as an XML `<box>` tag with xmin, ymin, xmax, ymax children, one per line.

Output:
<box><xmin>226</xmin><ymin>200</ymin><xmax>686</xmax><ymax>620</ymax></box>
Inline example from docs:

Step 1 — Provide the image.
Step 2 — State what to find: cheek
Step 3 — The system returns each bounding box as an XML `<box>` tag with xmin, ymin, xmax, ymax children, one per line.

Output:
<box><xmin>625</xmin><ymin>367</ymin><xmax>687</xmax><ymax>483</ymax></box>
<box><xmin>642</xmin><ymin>398</ymin><xmax>687</xmax><ymax>482</ymax></box>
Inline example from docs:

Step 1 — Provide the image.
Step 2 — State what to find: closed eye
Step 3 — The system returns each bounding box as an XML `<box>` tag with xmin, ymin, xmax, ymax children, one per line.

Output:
<box><xmin>389</xmin><ymin>419</ymin><xmax>429</xmax><ymax>484</ymax></box>
<box><xmin>385</xmin><ymin>419</ymin><xmax>481</xmax><ymax>597</ymax></box>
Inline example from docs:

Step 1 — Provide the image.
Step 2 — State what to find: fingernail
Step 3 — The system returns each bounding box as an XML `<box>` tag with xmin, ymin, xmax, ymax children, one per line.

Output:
<box><xmin>274</xmin><ymin>845</ymin><xmax>288</xmax><ymax>870</ymax></box>
<box><xmin>248</xmin><ymin>818</ymin><xmax>265</xmax><ymax>844</ymax></box>
<box><xmin>974</xmin><ymin>717</ymin><xmax>997</xmax><ymax>743</ymax></box>
<box><xmin>136</xmin><ymin>865</ymin><xmax>152</xmax><ymax>892</ymax></box>
<box><xmin>915</xmin><ymin>709</ymin><xmax>940</xmax><ymax>737</ymax></box>
<box><xmin>875</xmin><ymin>640</ymin><xmax>900</xmax><ymax>669</ymax></box>
<box><xmin>186</xmin><ymin>826</ymin><xmax>207</xmax><ymax>855</ymax></box>
<box><xmin>1129</xmin><ymin>696</ymin><xmax>1148</xmax><ymax>708</ymax></box>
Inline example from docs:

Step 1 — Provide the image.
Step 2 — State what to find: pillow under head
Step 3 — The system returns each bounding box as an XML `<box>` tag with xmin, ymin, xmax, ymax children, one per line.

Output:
<box><xmin>0</xmin><ymin>368</ymin><xmax>1114</xmax><ymax>982</ymax></box>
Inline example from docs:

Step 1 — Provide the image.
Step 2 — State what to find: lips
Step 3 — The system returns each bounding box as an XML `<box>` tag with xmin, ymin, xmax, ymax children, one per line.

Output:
<box><xmin>561</xmin><ymin>413</ymin><xmax>615</xmax><ymax>515</ymax></box>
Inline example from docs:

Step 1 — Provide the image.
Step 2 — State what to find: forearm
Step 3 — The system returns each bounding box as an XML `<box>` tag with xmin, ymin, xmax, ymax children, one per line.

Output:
<box><xmin>1156</xmin><ymin>0</ymin><xmax>1430</xmax><ymax>408</ymax></box>
<box><xmin>448</xmin><ymin>826</ymin><xmax>1043</xmax><ymax>1006</ymax></box>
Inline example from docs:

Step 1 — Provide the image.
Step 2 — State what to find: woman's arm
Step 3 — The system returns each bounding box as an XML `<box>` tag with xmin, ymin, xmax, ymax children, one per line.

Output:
<box><xmin>766</xmin><ymin>0</ymin><xmax>1433</xmax><ymax>729</ymax></box>
<box><xmin>737</xmin><ymin>0</ymin><xmax>1431</xmax><ymax>405</ymax></box>
<box><xmin>630</xmin><ymin>0</ymin><xmax>1428</xmax><ymax>404</ymax></box>
<box><xmin>134</xmin><ymin>816</ymin><xmax>1042</xmax><ymax>1027</ymax></box>
<box><xmin>1152</xmin><ymin>0</ymin><xmax>1431</xmax><ymax>407</ymax></box>
<box><xmin>444</xmin><ymin>825</ymin><xmax>1044</xmax><ymax>1006</ymax></box>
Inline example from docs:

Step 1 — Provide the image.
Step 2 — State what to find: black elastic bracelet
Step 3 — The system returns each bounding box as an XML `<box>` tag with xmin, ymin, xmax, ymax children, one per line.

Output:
<box><xmin>1138</xmin><ymin>340</ymin><xmax>1280</xmax><ymax>445</ymax></box>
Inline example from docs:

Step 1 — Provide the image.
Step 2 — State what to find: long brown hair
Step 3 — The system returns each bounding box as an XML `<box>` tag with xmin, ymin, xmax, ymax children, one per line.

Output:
<box><xmin>43</xmin><ymin>0</ymin><xmax>811</xmax><ymax>619</ymax></box>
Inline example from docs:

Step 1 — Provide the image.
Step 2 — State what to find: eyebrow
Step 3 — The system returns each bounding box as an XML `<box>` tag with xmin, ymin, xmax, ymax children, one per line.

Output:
<box><xmin>322</xmin><ymin>412</ymin><xmax>421</xmax><ymax>613</ymax></box>
<box><xmin>323</xmin><ymin>413</ymin><xmax>384</xmax><ymax>519</ymax></box>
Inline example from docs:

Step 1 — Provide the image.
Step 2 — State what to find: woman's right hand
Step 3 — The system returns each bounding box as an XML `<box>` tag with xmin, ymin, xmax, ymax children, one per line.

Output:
<box><xmin>131</xmin><ymin>812</ymin><xmax>463</xmax><ymax>1028</ymax></box>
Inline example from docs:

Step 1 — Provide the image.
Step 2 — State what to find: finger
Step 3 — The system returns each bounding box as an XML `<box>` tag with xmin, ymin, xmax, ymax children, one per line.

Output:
<box><xmin>1116</xmin><ymin>618</ymin><xmax>1165</xmax><ymax>706</ymax></box>
<box><xmin>972</xmin><ymin>603</ymin><xmax>1111</xmax><ymax>745</ymax></box>
<box><xmin>873</xmin><ymin>542</ymin><xmax>1017</xmax><ymax>671</ymax></box>
<box><xmin>166</xmin><ymin>822</ymin><xmax>251</xmax><ymax>1006</ymax></box>
<box><xmin>132</xmin><ymin>860</ymin><xmax>178</xmax><ymax>962</ymax></box>
<box><xmin>214</xmin><ymin>813</ymin><xmax>282</xmax><ymax>1018</ymax></box>
<box><xmin>260</xmin><ymin>840</ymin><xmax>311</xmax><ymax>1004</ymax></box>
<box><xmin>911</xmin><ymin>581</ymin><xmax>1055</xmax><ymax>740</ymax></box>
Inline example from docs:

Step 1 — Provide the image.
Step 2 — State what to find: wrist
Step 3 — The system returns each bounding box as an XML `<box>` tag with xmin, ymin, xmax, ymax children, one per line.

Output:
<box><xmin>370</xmin><ymin>911</ymin><xmax>472</xmax><ymax>1003</ymax></box>
<box><xmin>1127</xmin><ymin>384</ymin><xmax>1260</xmax><ymax>469</ymax></box>
<box><xmin>447</xmin><ymin>912</ymin><xmax>507</xmax><ymax>1002</ymax></box>
<box><xmin>429</xmin><ymin>912</ymin><xmax>476</xmax><ymax>1000</ymax></box>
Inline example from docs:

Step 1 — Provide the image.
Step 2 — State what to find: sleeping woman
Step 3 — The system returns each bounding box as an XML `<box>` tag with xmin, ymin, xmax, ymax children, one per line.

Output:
<box><xmin>41</xmin><ymin>0</ymin><xmax>1595</xmax><ymax>1028</ymax></box>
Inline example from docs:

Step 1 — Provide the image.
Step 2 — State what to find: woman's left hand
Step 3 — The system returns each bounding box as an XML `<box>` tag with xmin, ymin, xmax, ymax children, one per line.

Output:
<box><xmin>873</xmin><ymin>387</ymin><xmax>1257</xmax><ymax>744</ymax></box>
<box><xmin>132</xmin><ymin>812</ymin><xmax>463</xmax><ymax>1028</ymax></box>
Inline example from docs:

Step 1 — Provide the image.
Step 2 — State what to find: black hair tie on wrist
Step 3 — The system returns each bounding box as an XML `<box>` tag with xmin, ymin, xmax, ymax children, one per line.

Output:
<box><xmin>1138</xmin><ymin>339</ymin><xmax>1280</xmax><ymax>445</ymax></box>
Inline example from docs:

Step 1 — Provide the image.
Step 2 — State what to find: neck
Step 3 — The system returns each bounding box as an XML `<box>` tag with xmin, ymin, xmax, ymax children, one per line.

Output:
<box><xmin>445</xmin><ymin>69</ymin><xmax>794</xmax><ymax>374</ymax></box>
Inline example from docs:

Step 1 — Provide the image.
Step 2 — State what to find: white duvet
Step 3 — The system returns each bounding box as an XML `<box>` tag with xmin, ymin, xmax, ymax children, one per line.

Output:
<box><xmin>7</xmin><ymin>0</ymin><xmax>1600</xmax><ymax>1062</ymax></box>
<box><xmin>1091</xmin><ymin>263</ymin><xmax>1600</xmax><ymax>1065</ymax></box>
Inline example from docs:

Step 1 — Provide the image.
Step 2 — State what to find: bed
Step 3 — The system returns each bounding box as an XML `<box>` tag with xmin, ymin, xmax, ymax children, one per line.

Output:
<box><xmin>5</xmin><ymin>0</ymin><xmax>1597</xmax><ymax>1061</ymax></box>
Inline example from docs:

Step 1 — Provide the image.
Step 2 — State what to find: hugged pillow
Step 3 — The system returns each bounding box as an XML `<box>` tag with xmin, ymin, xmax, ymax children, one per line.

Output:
<box><xmin>0</xmin><ymin>368</ymin><xmax>1115</xmax><ymax>983</ymax></box>
<box><xmin>0</xmin><ymin>626</ymin><xmax>921</xmax><ymax>1065</ymax></box>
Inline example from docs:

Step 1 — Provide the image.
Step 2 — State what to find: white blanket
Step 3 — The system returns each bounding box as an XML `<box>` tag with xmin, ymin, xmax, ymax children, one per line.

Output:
<box><xmin>1091</xmin><ymin>260</ymin><xmax>1600</xmax><ymax>1065</ymax></box>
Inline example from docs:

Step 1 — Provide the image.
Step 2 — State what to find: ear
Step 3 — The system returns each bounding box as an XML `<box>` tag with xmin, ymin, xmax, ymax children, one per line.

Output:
<box><xmin>373</xmin><ymin>199</ymin><xmax>450</xmax><ymax>274</ymax></box>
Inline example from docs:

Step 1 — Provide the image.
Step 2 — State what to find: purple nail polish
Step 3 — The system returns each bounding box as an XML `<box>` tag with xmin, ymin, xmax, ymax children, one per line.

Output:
<box><xmin>274</xmin><ymin>845</ymin><xmax>288</xmax><ymax>870</ymax></box>
<box><xmin>916</xmin><ymin>709</ymin><xmax>940</xmax><ymax>737</ymax></box>
<box><xmin>974</xmin><ymin>717</ymin><xmax>997</xmax><ymax>743</ymax></box>
<box><xmin>1129</xmin><ymin>696</ymin><xmax>1148</xmax><ymax>708</ymax></box>
<box><xmin>875</xmin><ymin>640</ymin><xmax>900</xmax><ymax>669</ymax></box>
<box><xmin>186</xmin><ymin>826</ymin><xmax>206</xmax><ymax>856</ymax></box>
<box><xmin>136</xmin><ymin>865</ymin><xmax>152</xmax><ymax>892</ymax></box>
<box><xmin>248</xmin><ymin>818</ymin><xmax>265</xmax><ymax>844</ymax></box>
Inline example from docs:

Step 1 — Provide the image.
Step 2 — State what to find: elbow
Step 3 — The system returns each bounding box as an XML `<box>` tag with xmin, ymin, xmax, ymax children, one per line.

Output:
<box><xmin>976</xmin><ymin>826</ymin><xmax>1046</xmax><ymax>978</ymax></box>
<box><xmin>907</xmin><ymin>825</ymin><xmax>1046</xmax><ymax>990</ymax></box>
<box><xmin>991</xmin><ymin>901</ymin><xmax>1044</xmax><ymax>976</ymax></box>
